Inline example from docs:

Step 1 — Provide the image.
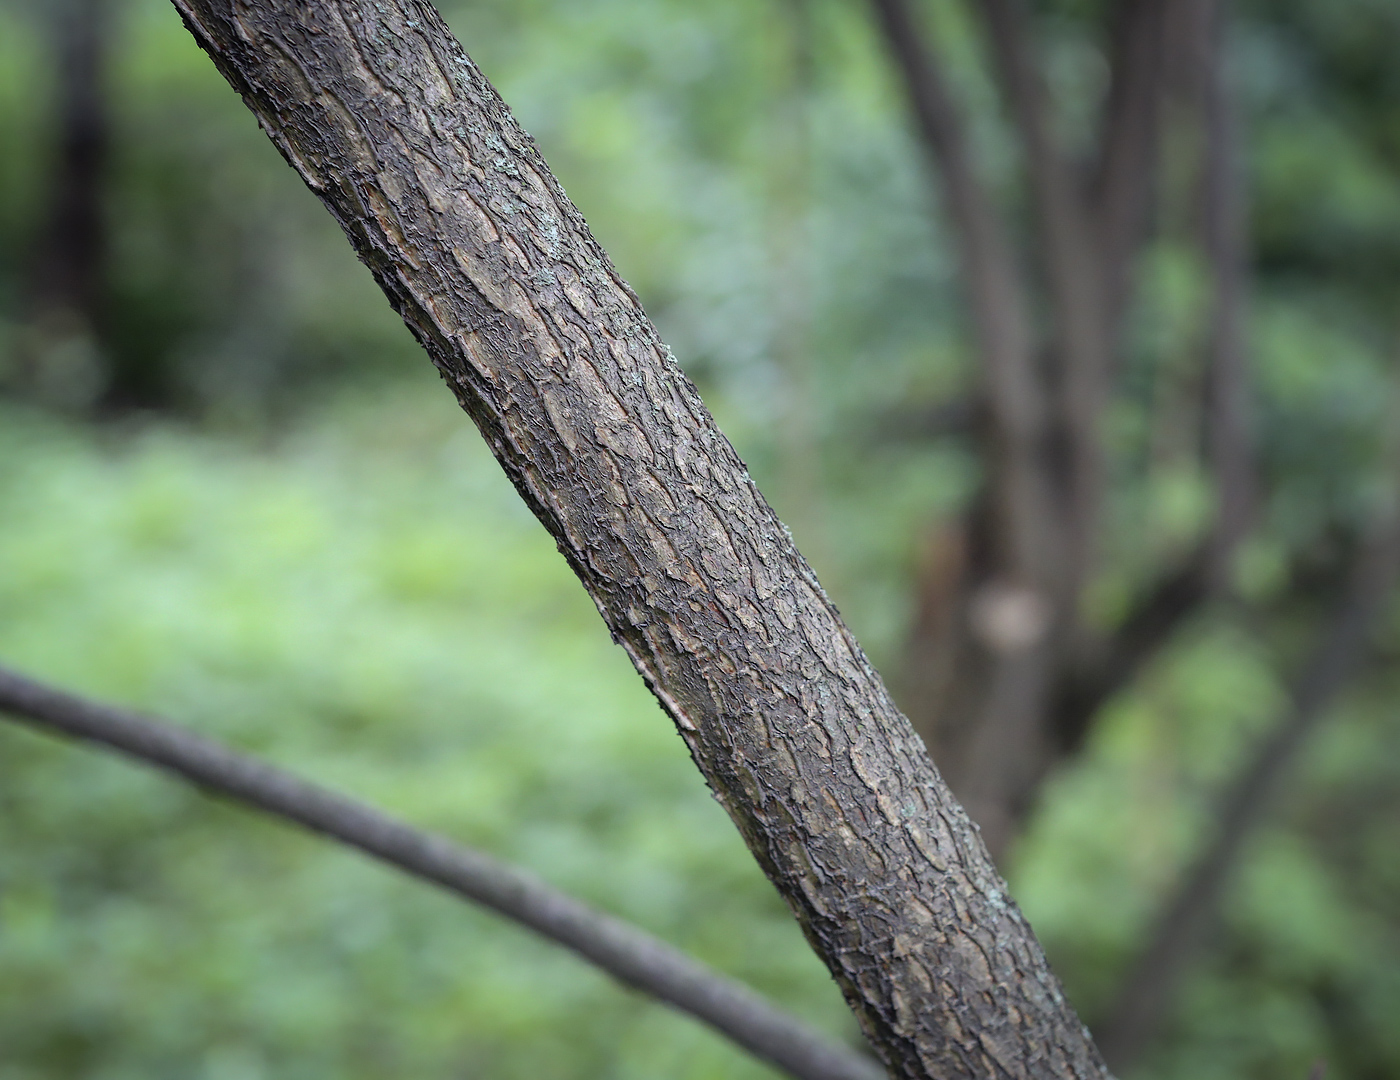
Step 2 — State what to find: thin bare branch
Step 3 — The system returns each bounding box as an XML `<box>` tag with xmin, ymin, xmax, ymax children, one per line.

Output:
<box><xmin>1196</xmin><ymin>0</ymin><xmax>1254</xmax><ymax>582</ymax></box>
<box><xmin>977</xmin><ymin>0</ymin><xmax>1111</xmax><ymax>588</ymax></box>
<box><xmin>0</xmin><ymin>663</ymin><xmax>884</xmax><ymax>1080</ymax></box>
<box><xmin>867</xmin><ymin>0</ymin><xmax>1058</xmax><ymax>585</ymax></box>
<box><xmin>1091</xmin><ymin>0</ymin><xmax>1170</xmax><ymax>345</ymax></box>
<box><xmin>30</xmin><ymin>0</ymin><xmax>108</xmax><ymax>325</ymax></box>
<box><xmin>1095</xmin><ymin>516</ymin><xmax>1400</xmax><ymax>1071</ymax></box>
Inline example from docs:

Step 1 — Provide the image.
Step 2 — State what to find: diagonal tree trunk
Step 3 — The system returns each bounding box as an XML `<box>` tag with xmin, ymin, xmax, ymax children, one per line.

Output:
<box><xmin>165</xmin><ymin>2</ymin><xmax>1111</xmax><ymax>1077</ymax></box>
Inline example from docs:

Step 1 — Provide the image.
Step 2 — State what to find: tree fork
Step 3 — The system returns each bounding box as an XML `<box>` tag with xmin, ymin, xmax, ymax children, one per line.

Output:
<box><xmin>168</xmin><ymin>2</ymin><xmax>1110</xmax><ymax>1076</ymax></box>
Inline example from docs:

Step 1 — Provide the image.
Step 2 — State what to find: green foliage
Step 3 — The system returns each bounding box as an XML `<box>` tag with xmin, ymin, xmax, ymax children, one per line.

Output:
<box><xmin>0</xmin><ymin>385</ymin><xmax>862</xmax><ymax>1080</ymax></box>
<box><xmin>1013</xmin><ymin>625</ymin><xmax>1400</xmax><ymax>1080</ymax></box>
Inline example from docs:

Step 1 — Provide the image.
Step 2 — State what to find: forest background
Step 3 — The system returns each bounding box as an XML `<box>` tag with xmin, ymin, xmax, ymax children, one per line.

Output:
<box><xmin>1</xmin><ymin>0</ymin><xmax>1398</xmax><ymax>1078</ymax></box>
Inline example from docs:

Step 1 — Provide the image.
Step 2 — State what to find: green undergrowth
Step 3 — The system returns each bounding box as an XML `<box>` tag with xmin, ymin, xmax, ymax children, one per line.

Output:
<box><xmin>0</xmin><ymin>383</ymin><xmax>863</xmax><ymax>1080</ymax></box>
<box><xmin>3</xmin><ymin>381</ymin><xmax>1399</xmax><ymax>1080</ymax></box>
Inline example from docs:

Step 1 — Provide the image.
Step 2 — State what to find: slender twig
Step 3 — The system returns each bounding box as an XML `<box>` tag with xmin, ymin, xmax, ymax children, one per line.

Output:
<box><xmin>867</xmin><ymin>0</ymin><xmax>1057</xmax><ymax>586</ymax></box>
<box><xmin>1195</xmin><ymin>0</ymin><xmax>1254</xmax><ymax>583</ymax></box>
<box><xmin>1090</xmin><ymin>0</ymin><xmax>1169</xmax><ymax>345</ymax></box>
<box><xmin>0</xmin><ymin>664</ymin><xmax>885</xmax><ymax>1080</ymax></box>
<box><xmin>977</xmin><ymin>0</ymin><xmax>1110</xmax><ymax>589</ymax></box>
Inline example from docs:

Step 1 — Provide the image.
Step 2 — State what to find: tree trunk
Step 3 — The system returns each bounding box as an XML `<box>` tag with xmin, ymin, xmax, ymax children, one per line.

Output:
<box><xmin>167</xmin><ymin>2</ymin><xmax>1110</xmax><ymax>1077</ymax></box>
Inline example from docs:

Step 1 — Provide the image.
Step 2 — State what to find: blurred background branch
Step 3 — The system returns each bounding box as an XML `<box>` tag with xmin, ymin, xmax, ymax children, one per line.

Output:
<box><xmin>1098</xmin><ymin>487</ymin><xmax>1400</xmax><ymax>1070</ymax></box>
<box><xmin>0</xmin><ymin>663</ymin><xmax>883</xmax><ymax>1080</ymax></box>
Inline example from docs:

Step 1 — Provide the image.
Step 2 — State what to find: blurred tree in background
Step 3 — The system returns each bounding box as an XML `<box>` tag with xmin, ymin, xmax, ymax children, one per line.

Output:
<box><xmin>1</xmin><ymin>1</ymin><xmax>1398</xmax><ymax>1079</ymax></box>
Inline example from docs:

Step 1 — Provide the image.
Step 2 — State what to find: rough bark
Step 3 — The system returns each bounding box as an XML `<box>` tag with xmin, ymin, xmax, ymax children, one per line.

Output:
<box><xmin>167</xmin><ymin>2</ymin><xmax>1111</xmax><ymax>1077</ymax></box>
<box><xmin>0</xmin><ymin>664</ymin><xmax>882</xmax><ymax>1080</ymax></box>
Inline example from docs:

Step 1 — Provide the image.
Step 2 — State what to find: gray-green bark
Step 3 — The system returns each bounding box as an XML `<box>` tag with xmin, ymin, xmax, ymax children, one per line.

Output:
<box><xmin>168</xmin><ymin>2</ymin><xmax>1110</xmax><ymax>1076</ymax></box>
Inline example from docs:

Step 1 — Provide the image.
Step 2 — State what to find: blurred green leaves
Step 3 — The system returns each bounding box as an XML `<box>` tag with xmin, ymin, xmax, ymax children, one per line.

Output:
<box><xmin>0</xmin><ymin>385</ymin><xmax>862</xmax><ymax>1080</ymax></box>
